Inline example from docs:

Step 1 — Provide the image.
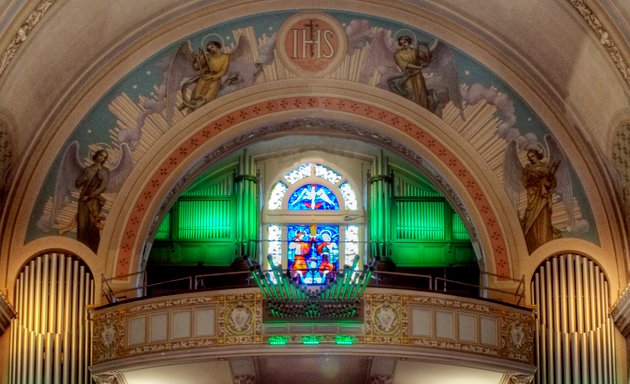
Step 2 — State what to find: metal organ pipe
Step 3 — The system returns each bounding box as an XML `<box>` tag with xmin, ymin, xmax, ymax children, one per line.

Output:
<box><xmin>544</xmin><ymin>261</ymin><xmax>554</xmax><ymax>380</ymax></box>
<box><xmin>9</xmin><ymin>253</ymin><xmax>94</xmax><ymax>384</ymax></box>
<box><xmin>532</xmin><ymin>254</ymin><xmax>615</xmax><ymax>383</ymax></box>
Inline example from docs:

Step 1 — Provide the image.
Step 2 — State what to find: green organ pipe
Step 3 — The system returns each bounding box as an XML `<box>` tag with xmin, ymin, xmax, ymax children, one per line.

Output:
<box><xmin>235</xmin><ymin>150</ymin><xmax>259</xmax><ymax>259</ymax></box>
<box><xmin>369</xmin><ymin>151</ymin><xmax>392</xmax><ymax>261</ymax></box>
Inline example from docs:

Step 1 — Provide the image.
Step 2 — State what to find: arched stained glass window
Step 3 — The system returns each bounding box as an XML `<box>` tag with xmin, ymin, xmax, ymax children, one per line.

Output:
<box><xmin>265</xmin><ymin>162</ymin><xmax>362</xmax><ymax>286</ymax></box>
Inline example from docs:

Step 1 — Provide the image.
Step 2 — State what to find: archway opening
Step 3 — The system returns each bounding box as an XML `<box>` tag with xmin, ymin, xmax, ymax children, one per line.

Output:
<box><xmin>144</xmin><ymin>134</ymin><xmax>480</xmax><ymax>297</ymax></box>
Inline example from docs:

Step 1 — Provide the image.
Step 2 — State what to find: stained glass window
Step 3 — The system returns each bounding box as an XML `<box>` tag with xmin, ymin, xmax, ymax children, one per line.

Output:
<box><xmin>287</xmin><ymin>184</ymin><xmax>339</xmax><ymax>210</ymax></box>
<box><xmin>265</xmin><ymin>162</ymin><xmax>362</xmax><ymax>286</ymax></box>
<box><xmin>287</xmin><ymin>224</ymin><xmax>339</xmax><ymax>284</ymax></box>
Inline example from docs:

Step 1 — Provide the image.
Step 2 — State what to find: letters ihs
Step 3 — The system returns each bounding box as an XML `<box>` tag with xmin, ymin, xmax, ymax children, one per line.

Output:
<box><xmin>291</xmin><ymin>20</ymin><xmax>335</xmax><ymax>59</ymax></box>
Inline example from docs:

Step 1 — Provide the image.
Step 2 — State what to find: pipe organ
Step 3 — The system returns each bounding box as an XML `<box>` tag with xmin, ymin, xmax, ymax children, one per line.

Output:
<box><xmin>9</xmin><ymin>252</ymin><xmax>94</xmax><ymax>384</ymax></box>
<box><xmin>532</xmin><ymin>254</ymin><xmax>615</xmax><ymax>383</ymax></box>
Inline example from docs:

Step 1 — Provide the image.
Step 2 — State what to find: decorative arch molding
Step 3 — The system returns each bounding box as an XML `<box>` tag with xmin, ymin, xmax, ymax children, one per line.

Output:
<box><xmin>524</xmin><ymin>237</ymin><xmax>619</xmax><ymax>294</ymax></box>
<box><xmin>6</xmin><ymin>236</ymin><xmax>104</xmax><ymax>291</ymax></box>
<box><xmin>12</xmin><ymin>5</ymin><xmax>603</xmax><ymax>285</ymax></box>
<box><xmin>110</xmin><ymin>93</ymin><xmax>515</xmax><ymax>280</ymax></box>
<box><xmin>611</xmin><ymin>116</ymin><xmax>630</xmax><ymax>235</ymax></box>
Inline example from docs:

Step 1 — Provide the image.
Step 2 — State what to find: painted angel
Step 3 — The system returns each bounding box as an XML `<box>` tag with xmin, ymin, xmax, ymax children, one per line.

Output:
<box><xmin>117</xmin><ymin>32</ymin><xmax>276</xmax><ymax>146</ymax></box>
<box><xmin>290</xmin><ymin>184</ymin><xmax>336</xmax><ymax>210</ymax></box>
<box><xmin>503</xmin><ymin>135</ymin><xmax>574</xmax><ymax>253</ymax></box>
<box><xmin>357</xmin><ymin>29</ymin><xmax>465</xmax><ymax>119</ymax></box>
<box><xmin>37</xmin><ymin>141</ymin><xmax>134</xmax><ymax>252</ymax></box>
<box><xmin>164</xmin><ymin>34</ymin><xmax>274</xmax><ymax>125</ymax></box>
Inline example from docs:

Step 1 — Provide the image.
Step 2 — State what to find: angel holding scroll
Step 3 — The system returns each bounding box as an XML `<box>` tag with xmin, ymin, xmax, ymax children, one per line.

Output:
<box><xmin>36</xmin><ymin>141</ymin><xmax>134</xmax><ymax>253</ymax></box>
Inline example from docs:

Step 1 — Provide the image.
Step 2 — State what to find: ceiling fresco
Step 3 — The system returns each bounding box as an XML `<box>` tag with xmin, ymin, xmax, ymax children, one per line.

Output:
<box><xmin>26</xmin><ymin>9</ymin><xmax>597</xmax><ymax>253</ymax></box>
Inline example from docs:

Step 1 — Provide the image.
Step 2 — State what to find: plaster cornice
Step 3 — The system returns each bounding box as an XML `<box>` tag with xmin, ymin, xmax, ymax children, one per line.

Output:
<box><xmin>0</xmin><ymin>0</ymin><xmax>55</xmax><ymax>78</ymax></box>
<box><xmin>567</xmin><ymin>0</ymin><xmax>630</xmax><ymax>88</ymax></box>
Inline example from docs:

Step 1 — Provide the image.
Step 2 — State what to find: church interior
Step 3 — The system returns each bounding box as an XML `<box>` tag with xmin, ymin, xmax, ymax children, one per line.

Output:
<box><xmin>1</xmin><ymin>1</ymin><xmax>630</xmax><ymax>383</ymax></box>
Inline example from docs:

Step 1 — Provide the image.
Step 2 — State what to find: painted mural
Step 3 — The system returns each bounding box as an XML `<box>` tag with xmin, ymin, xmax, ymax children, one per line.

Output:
<box><xmin>29</xmin><ymin>10</ymin><xmax>596</xmax><ymax>253</ymax></box>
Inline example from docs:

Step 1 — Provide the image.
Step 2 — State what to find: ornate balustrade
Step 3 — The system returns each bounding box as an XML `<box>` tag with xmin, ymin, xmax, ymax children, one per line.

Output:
<box><xmin>91</xmin><ymin>287</ymin><xmax>535</xmax><ymax>378</ymax></box>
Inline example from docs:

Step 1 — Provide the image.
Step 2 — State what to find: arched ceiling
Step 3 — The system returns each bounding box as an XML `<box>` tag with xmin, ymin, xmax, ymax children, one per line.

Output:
<box><xmin>0</xmin><ymin>0</ymin><xmax>629</xmax><ymax>292</ymax></box>
<box><xmin>0</xmin><ymin>0</ymin><xmax>628</xmax><ymax>155</ymax></box>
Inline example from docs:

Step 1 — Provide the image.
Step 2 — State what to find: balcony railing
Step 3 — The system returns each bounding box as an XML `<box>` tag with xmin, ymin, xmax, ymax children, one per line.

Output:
<box><xmin>101</xmin><ymin>263</ymin><xmax>524</xmax><ymax>307</ymax></box>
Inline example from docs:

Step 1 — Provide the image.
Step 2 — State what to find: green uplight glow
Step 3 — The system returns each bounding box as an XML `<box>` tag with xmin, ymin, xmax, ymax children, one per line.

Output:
<box><xmin>268</xmin><ymin>335</ymin><xmax>290</xmax><ymax>345</ymax></box>
<box><xmin>301</xmin><ymin>335</ymin><xmax>321</xmax><ymax>345</ymax></box>
<box><xmin>335</xmin><ymin>335</ymin><xmax>356</xmax><ymax>345</ymax></box>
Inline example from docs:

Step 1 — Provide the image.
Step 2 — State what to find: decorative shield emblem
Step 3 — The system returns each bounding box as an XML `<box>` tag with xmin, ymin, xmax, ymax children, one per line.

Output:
<box><xmin>374</xmin><ymin>303</ymin><xmax>398</xmax><ymax>334</ymax></box>
<box><xmin>101</xmin><ymin>324</ymin><xmax>115</xmax><ymax>347</ymax></box>
<box><xmin>227</xmin><ymin>304</ymin><xmax>252</xmax><ymax>334</ymax></box>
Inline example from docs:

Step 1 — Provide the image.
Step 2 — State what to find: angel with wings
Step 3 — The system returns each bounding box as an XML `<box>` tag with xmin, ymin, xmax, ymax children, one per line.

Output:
<box><xmin>37</xmin><ymin>141</ymin><xmax>134</xmax><ymax>252</ymax></box>
<box><xmin>503</xmin><ymin>135</ymin><xmax>573</xmax><ymax>253</ymax></box>
<box><xmin>290</xmin><ymin>184</ymin><xmax>336</xmax><ymax>210</ymax></box>
<box><xmin>392</xmin><ymin>35</ymin><xmax>433</xmax><ymax>110</ymax></box>
<box><xmin>180</xmin><ymin>40</ymin><xmax>230</xmax><ymax>112</ymax></box>
<box><xmin>357</xmin><ymin>29</ymin><xmax>465</xmax><ymax>119</ymax></box>
<box><xmin>165</xmin><ymin>33</ymin><xmax>272</xmax><ymax>122</ymax></box>
<box><xmin>75</xmin><ymin>149</ymin><xmax>110</xmax><ymax>252</ymax></box>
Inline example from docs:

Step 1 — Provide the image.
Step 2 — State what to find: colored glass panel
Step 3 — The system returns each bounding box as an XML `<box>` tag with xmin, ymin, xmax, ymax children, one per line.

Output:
<box><xmin>287</xmin><ymin>224</ymin><xmax>339</xmax><ymax>285</ymax></box>
<box><xmin>267</xmin><ymin>225</ymin><xmax>283</xmax><ymax>267</ymax></box>
<box><xmin>339</xmin><ymin>181</ymin><xmax>357</xmax><ymax>210</ymax></box>
<box><xmin>345</xmin><ymin>225</ymin><xmax>359</xmax><ymax>258</ymax></box>
<box><xmin>315</xmin><ymin>164</ymin><xmax>342</xmax><ymax>184</ymax></box>
<box><xmin>288</xmin><ymin>184</ymin><xmax>339</xmax><ymax>210</ymax></box>
<box><xmin>268</xmin><ymin>182</ymin><xmax>288</xmax><ymax>210</ymax></box>
<box><xmin>284</xmin><ymin>163</ymin><xmax>312</xmax><ymax>185</ymax></box>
